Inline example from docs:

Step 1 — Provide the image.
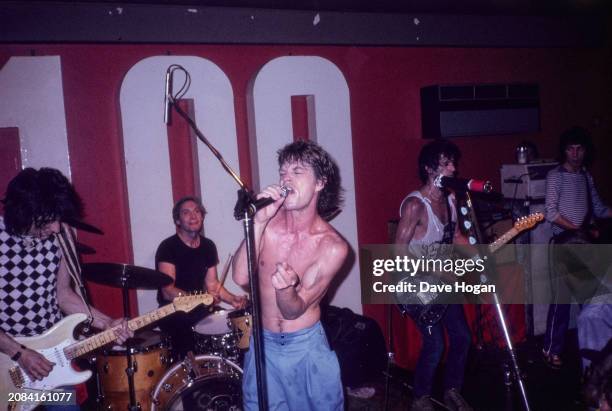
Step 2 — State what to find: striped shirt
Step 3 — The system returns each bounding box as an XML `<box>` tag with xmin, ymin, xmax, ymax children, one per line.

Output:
<box><xmin>545</xmin><ymin>166</ymin><xmax>610</xmax><ymax>235</ymax></box>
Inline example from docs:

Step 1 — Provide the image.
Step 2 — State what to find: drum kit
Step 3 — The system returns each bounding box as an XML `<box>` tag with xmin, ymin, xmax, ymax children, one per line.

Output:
<box><xmin>81</xmin><ymin>262</ymin><xmax>251</xmax><ymax>411</ymax></box>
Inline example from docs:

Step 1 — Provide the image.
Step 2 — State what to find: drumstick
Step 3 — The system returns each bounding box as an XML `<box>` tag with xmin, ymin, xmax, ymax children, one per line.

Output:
<box><xmin>218</xmin><ymin>253</ymin><xmax>233</xmax><ymax>287</ymax></box>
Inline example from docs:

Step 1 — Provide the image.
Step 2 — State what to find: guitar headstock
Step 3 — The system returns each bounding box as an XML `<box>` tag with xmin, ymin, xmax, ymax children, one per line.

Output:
<box><xmin>513</xmin><ymin>212</ymin><xmax>544</xmax><ymax>232</ymax></box>
<box><xmin>173</xmin><ymin>293</ymin><xmax>214</xmax><ymax>313</ymax></box>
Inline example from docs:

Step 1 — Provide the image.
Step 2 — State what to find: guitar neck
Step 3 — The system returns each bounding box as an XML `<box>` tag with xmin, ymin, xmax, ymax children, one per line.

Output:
<box><xmin>64</xmin><ymin>304</ymin><xmax>176</xmax><ymax>360</ymax></box>
<box><xmin>488</xmin><ymin>227</ymin><xmax>518</xmax><ymax>254</ymax></box>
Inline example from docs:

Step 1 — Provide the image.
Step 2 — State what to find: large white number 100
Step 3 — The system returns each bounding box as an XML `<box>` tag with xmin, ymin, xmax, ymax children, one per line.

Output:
<box><xmin>0</xmin><ymin>56</ymin><xmax>71</xmax><ymax>176</ymax></box>
<box><xmin>121</xmin><ymin>55</ymin><xmax>360</xmax><ymax>314</ymax></box>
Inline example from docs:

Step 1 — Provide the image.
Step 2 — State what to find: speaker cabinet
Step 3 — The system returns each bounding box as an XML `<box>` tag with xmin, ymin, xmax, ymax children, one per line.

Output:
<box><xmin>321</xmin><ymin>306</ymin><xmax>387</xmax><ymax>387</ymax></box>
<box><xmin>421</xmin><ymin>83</ymin><xmax>540</xmax><ymax>138</ymax></box>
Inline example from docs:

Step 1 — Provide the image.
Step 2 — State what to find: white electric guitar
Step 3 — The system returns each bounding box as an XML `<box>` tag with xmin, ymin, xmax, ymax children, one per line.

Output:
<box><xmin>1</xmin><ymin>293</ymin><xmax>213</xmax><ymax>411</ymax></box>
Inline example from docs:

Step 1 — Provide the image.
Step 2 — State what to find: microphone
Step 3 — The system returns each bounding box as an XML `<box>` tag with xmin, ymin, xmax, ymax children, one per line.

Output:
<box><xmin>434</xmin><ymin>175</ymin><xmax>493</xmax><ymax>193</ymax></box>
<box><xmin>249</xmin><ymin>186</ymin><xmax>293</xmax><ymax>214</ymax></box>
<box><xmin>164</xmin><ymin>68</ymin><xmax>173</xmax><ymax>125</ymax></box>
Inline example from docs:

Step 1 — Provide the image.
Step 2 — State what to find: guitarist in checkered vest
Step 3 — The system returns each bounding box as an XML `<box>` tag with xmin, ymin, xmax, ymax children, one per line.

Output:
<box><xmin>394</xmin><ymin>140</ymin><xmax>473</xmax><ymax>411</ymax></box>
<box><xmin>0</xmin><ymin>168</ymin><xmax>132</xmax><ymax>400</ymax></box>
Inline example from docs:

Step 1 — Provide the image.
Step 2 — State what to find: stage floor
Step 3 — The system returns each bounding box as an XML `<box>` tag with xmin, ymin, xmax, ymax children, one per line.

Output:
<box><xmin>347</xmin><ymin>330</ymin><xmax>587</xmax><ymax>411</ymax></box>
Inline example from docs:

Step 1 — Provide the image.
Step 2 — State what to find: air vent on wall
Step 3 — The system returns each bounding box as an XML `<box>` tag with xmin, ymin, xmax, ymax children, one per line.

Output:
<box><xmin>421</xmin><ymin>83</ymin><xmax>540</xmax><ymax>138</ymax></box>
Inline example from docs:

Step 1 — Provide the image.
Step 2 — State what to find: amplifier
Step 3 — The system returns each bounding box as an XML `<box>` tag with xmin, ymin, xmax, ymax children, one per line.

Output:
<box><xmin>500</xmin><ymin>162</ymin><xmax>558</xmax><ymax>200</ymax></box>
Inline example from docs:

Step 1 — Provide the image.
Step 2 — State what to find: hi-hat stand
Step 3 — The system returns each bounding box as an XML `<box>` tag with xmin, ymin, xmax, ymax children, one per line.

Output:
<box><xmin>165</xmin><ymin>64</ymin><xmax>268</xmax><ymax>411</ymax></box>
<box><xmin>120</xmin><ymin>275</ymin><xmax>139</xmax><ymax>411</ymax></box>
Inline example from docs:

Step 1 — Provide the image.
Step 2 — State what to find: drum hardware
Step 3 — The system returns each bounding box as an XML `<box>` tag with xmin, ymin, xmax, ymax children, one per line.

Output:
<box><xmin>83</xmin><ymin>263</ymin><xmax>173</xmax><ymax>411</ymax></box>
<box><xmin>183</xmin><ymin>351</ymin><xmax>201</xmax><ymax>385</ymax></box>
<box><xmin>95</xmin><ymin>331</ymin><xmax>171</xmax><ymax>411</ymax></box>
<box><xmin>192</xmin><ymin>308</ymin><xmax>253</xmax><ymax>364</ymax></box>
<box><xmin>83</xmin><ymin>354</ymin><xmax>107</xmax><ymax>409</ymax></box>
<box><xmin>227</xmin><ymin>309</ymin><xmax>252</xmax><ymax>351</ymax></box>
<box><xmin>125</xmin><ymin>356</ymin><xmax>139</xmax><ymax>410</ymax></box>
<box><xmin>193</xmin><ymin>310</ymin><xmax>240</xmax><ymax>361</ymax></box>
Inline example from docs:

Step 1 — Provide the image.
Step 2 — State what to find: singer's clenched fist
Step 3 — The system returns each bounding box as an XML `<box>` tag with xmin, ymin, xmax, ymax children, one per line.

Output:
<box><xmin>271</xmin><ymin>262</ymin><xmax>300</xmax><ymax>291</ymax></box>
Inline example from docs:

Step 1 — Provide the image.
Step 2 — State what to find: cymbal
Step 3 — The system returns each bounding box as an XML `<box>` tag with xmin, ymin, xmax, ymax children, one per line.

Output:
<box><xmin>82</xmin><ymin>263</ymin><xmax>172</xmax><ymax>289</ymax></box>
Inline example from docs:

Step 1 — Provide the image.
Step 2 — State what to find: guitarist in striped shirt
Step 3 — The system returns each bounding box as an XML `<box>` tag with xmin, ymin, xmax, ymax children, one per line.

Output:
<box><xmin>543</xmin><ymin>127</ymin><xmax>612</xmax><ymax>369</ymax></box>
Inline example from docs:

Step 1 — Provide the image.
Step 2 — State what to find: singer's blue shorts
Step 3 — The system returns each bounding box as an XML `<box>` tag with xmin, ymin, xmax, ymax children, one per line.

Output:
<box><xmin>242</xmin><ymin>321</ymin><xmax>344</xmax><ymax>411</ymax></box>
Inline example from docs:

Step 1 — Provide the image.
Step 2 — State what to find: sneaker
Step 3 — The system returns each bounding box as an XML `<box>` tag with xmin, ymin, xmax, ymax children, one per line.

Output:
<box><xmin>444</xmin><ymin>388</ymin><xmax>473</xmax><ymax>411</ymax></box>
<box><xmin>346</xmin><ymin>386</ymin><xmax>376</xmax><ymax>399</ymax></box>
<box><xmin>411</xmin><ymin>395</ymin><xmax>435</xmax><ymax>411</ymax></box>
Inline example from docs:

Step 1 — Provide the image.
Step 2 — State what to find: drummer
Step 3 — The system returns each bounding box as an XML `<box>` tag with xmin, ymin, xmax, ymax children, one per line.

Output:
<box><xmin>155</xmin><ymin>196</ymin><xmax>247</xmax><ymax>359</ymax></box>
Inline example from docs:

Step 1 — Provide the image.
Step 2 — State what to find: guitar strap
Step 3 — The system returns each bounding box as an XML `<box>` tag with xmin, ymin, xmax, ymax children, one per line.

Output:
<box><xmin>399</xmin><ymin>195</ymin><xmax>455</xmax><ymax>327</ymax></box>
<box><xmin>442</xmin><ymin>194</ymin><xmax>455</xmax><ymax>245</ymax></box>
<box><xmin>58</xmin><ymin>223</ymin><xmax>94</xmax><ymax>323</ymax></box>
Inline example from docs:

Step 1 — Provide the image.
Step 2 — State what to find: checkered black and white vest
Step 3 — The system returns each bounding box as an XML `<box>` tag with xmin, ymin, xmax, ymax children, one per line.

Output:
<box><xmin>0</xmin><ymin>217</ymin><xmax>63</xmax><ymax>337</ymax></box>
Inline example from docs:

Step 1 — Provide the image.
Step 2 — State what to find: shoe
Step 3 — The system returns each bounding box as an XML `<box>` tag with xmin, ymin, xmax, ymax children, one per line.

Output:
<box><xmin>346</xmin><ymin>386</ymin><xmax>376</xmax><ymax>399</ymax></box>
<box><xmin>542</xmin><ymin>349</ymin><xmax>562</xmax><ymax>370</ymax></box>
<box><xmin>411</xmin><ymin>395</ymin><xmax>435</xmax><ymax>411</ymax></box>
<box><xmin>444</xmin><ymin>388</ymin><xmax>473</xmax><ymax>411</ymax></box>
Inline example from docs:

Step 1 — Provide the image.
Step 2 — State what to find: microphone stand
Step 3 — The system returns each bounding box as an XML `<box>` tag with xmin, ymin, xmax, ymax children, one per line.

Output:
<box><xmin>167</xmin><ymin>94</ymin><xmax>268</xmax><ymax>411</ymax></box>
<box><xmin>383</xmin><ymin>304</ymin><xmax>395</xmax><ymax>411</ymax></box>
<box><xmin>463</xmin><ymin>191</ymin><xmax>530</xmax><ymax>411</ymax></box>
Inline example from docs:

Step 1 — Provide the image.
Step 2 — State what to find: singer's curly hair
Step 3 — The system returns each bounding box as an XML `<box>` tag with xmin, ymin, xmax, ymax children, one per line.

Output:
<box><xmin>418</xmin><ymin>139</ymin><xmax>461</xmax><ymax>183</ymax></box>
<box><xmin>2</xmin><ymin>168</ymin><xmax>83</xmax><ymax>236</ymax></box>
<box><xmin>277</xmin><ymin>140</ymin><xmax>343</xmax><ymax>220</ymax></box>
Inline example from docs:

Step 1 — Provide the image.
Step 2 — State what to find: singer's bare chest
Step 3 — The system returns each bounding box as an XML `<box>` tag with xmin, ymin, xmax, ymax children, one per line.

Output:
<box><xmin>258</xmin><ymin>231</ymin><xmax>321</xmax><ymax>275</ymax></box>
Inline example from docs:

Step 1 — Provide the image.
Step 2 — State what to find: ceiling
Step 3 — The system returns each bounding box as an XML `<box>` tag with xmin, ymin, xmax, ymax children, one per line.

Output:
<box><xmin>25</xmin><ymin>0</ymin><xmax>612</xmax><ymax>16</ymax></box>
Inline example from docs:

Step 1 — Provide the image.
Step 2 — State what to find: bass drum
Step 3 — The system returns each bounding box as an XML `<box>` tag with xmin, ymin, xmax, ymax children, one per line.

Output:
<box><xmin>151</xmin><ymin>355</ymin><xmax>243</xmax><ymax>411</ymax></box>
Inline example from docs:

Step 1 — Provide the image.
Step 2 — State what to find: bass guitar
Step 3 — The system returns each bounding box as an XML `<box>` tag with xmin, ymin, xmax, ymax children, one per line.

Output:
<box><xmin>397</xmin><ymin>212</ymin><xmax>543</xmax><ymax>326</ymax></box>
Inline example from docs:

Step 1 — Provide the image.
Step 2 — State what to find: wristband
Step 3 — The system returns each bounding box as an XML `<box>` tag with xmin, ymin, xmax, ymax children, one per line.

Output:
<box><xmin>10</xmin><ymin>345</ymin><xmax>26</xmax><ymax>361</ymax></box>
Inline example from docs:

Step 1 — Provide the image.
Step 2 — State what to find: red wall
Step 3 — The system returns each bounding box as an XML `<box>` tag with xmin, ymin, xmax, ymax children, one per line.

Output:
<box><xmin>1</xmin><ymin>44</ymin><xmax>610</xmax><ymax>368</ymax></box>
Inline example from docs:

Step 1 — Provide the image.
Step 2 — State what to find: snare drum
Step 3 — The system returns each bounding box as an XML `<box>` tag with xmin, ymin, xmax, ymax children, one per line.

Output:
<box><xmin>96</xmin><ymin>330</ymin><xmax>170</xmax><ymax>410</ymax></box>
<box><xmin>192</xmin><ymin>310</ymin><xmax>238</xmax><ymax>359</ymax></box>
<box><xmin>151</xmin><ymin>355</ymin><xmax>242</xmax><ymax>411</ymax></box>
<box><xmin>227</xmin><ymin>309</ymin><xmax>252</xmax><ymax>350</ymax></box>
